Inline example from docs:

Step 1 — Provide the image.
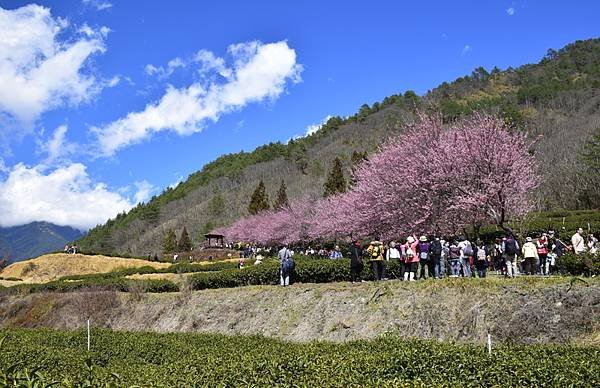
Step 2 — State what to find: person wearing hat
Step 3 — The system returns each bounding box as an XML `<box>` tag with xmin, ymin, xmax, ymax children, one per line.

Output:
<box><xmin>416</xmin><ymin>235</ymin><xmax>431</xmax><ymax>280</ymax></box>
<box><xmin>403</xmin><ymin>234</ymin><xmax>419</xmax><ymax>281</ymax></box>
<box><xmin>521</xmin><ymin>236</ymin><xmax>539</xmax><ymax>275</ymax></box>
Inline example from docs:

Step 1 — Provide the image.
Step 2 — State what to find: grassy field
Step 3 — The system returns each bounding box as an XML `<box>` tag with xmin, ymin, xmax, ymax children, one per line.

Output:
<box><xmin>0</xmin><ymin>328</ymin><xmax>598</xmax><ymax>387</ymax></box>
<box><xmin>0</xmin><ymin>253</ymin><xmax>170</xmax><ymax>284</ymax></box>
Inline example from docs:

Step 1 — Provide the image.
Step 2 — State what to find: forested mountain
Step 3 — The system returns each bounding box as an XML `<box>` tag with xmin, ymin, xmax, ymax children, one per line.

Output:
<box><xmin>78</xmin><ymin>38</ymin><xmax>600</xmax><ymax>256</ymax></box>
<box><xmin>0</xmin><ymin>222</ymin><xmax>84</xmax><ymax>263</ymax></box>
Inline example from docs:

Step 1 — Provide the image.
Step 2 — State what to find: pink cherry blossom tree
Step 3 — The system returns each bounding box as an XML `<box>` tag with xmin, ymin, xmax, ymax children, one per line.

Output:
<box><xmin>216</xmin><ymin>112</ymin><xmax>538</xmax><ymax>244</ymax></box>
<box><xmin>309</xmin><ymin>112</ymin><xmax>537</xmax><ymax>240</ymax></box>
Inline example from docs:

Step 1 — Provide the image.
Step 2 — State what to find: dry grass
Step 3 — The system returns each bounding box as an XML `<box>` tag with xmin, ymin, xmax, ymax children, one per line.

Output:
<box><xmin>0</xmin><ymin>253</ymin><xmax>170</xmax><ymax>284</ymax></box>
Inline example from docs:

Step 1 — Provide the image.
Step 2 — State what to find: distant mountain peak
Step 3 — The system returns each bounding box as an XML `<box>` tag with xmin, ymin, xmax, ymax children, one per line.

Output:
<box><xmin>0</xmin><ymin>222</ymin><xmax>85</xmax><ymax>263</ymax></box>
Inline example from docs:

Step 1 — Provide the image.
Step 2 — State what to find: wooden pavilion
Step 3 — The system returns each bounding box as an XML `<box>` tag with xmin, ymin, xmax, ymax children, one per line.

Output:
<box><xmin>204</xmin><ymin>233</ymin><xmax>225</xmax><ymax>248</ymax></box>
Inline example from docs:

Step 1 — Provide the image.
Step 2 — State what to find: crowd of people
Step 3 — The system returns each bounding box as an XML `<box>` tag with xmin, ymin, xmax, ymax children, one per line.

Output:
<box><xmin>270</xmin><ymin>227</ymin><xmax>598</xmax><ymax>285</ymax></box>
<box><xmin>63</xmin><ymin>244</ymin><xmax>78</xmax><ymax>254</ymax></box>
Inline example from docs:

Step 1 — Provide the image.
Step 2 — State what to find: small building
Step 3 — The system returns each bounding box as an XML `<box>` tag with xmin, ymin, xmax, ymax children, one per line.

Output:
<box><xmin>204</xmin><ymin>233</ymin><xmax>225</xmax><ymax>248</ymax></box>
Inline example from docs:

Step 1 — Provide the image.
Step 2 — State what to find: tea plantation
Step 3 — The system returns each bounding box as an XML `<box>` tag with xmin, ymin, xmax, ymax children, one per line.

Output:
<box><xmin>0</xmin><ymin>328</ymin><xmax>598</xmax><ymax>387</ymax></box>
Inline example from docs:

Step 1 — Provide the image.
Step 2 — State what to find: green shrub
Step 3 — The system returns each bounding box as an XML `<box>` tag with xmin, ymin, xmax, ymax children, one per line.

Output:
<box><xmin>188</xmin><ymin>257</ymin><xmax>405</xmax><ymax>290</ymax></box>
<box><xmin>557</xmin><ymin>253</ymin><xmax>600</xmax><ymax>276</ymax></box>
<box><xmin>0</xmin><ymin>328</ymin><xmax>598</xmax><ymax>387</ymax></box>
<box><xmin>0</xmin><ymin>278</ymin><xmax>179</xmax><ymax>295</ymax></box>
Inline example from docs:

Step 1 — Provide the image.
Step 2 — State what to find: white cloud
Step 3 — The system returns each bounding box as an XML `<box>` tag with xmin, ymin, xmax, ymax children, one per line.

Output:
<box><xmin>93</xmin><ymin>40</ymin><xmax>303</xmax><ymax>156</ymax></box>
<box><xmin>82</xmin><ymin>0</ymin><xmax>113</xmax><ymax>11</ymax></box>
<box><xmin>195</xmin><ymin>49</ymin><xmax>231</xmax><ymax>78</ymax></box>
<box><xmin>147</xmin><ymin>49</ymin><xmax>232</xmax><ymax>81</ymax></box>
<box><xmin>38</xmin><ymin>124</ymin><xmax>77</xmax><ymax>164</ymax></box>
<box><xmin>0</xmin><ymin>163</ymin><xmax>133</xmax><ymax>230</ymax></box>
<box><xmin>144</xmin><ymin>57</ymin><xmax>185</xmax><ymax>79</ymax></box>
<box><xmin>506</xmin><ymin>7</ymin><xmax>515</xmax><ymax>16</ymax></box>
<box><xmin>462</xmin><ymin>45</ymin><xmax>472</xmax><ymax>55</ymax></box>
<box><xmin>168</xmin><ymin>175</ymin><xmax>184</xmax><ymax>189</ymax></box>
<box><xmin>144</xmin><ymin>64</ymin><xmax>159</xmax><ymax>76</ymax></box>
<box><xmin>133</xmin><ymin>180</ymin><xmax>154</xmax><ymax>204</ymax></box>
<box><xmin>0</xmin><ymin>157</ymin><xmax>7</xmax><ymax>173</ymax></box>
<box><xmin>287</xmin><ymin>115</ymin><xmax>332</xmax><ymax>143</ymax></box>
<box><xmin>106</xmin><ymin>75</ymin><xmax>120</xmax><ymax>87</ymax></box>
<box><xmin>305</xmin><ymin>115</ymin><xmax>332</xmax><ymax>136</ymax></box>
<box><xmin>0</xmin><ymin>4</ymin><xmax>107</xmax><ymax>130</ymax></box>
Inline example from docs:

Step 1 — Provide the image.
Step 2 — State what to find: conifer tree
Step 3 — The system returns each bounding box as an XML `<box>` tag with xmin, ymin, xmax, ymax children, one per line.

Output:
<box><xmin>323</xmin><ymin>157</ymin><xmax>347</xmax><ymax>197</ymax></box>
<box><xmin>178</xmin><ymin>226</ymin><xmax>192</xmax><ymax>252</ymax></box>
<box><xmin>248</xmin><ymin>180</ymin><xmax>270</xmax><ymax>215</ymax></box>
<box><xmin>162</xmin><ymin>229</ymin><xmax>177</xmax><ymax>254</ymax></box>
<box><xmin>273</xmin><ymin>180</ymin><xmax>289</xmax><ymax>209</ymax></box>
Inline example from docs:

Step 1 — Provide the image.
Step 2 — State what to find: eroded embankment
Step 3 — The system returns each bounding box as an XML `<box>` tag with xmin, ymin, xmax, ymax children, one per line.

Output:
<box><xmin>0</xmin><ymin>278</ymin><xmax>598</xmax><ymax>344</ymax></box>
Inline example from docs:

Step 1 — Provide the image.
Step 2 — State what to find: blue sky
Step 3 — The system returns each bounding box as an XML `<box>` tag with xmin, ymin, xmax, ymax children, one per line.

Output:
<box><xmin>0</xmin><ymin>0</ymin><xmax>599</xmax><ymax>230</ymax></box>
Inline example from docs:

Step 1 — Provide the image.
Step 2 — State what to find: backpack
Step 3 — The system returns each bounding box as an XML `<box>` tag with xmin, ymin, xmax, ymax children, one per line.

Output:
<box><xmin>431</xmin><ymin>241</ymin><xmax>443</xmax><ymax>255</ymax></box>
<box><xmin>405</xmin><ymin>245</ymin><xmax>415</xmax><ymax>258</ymax></box>
<box><xmin>371</xmin><ymin>245</ymin><xmax>380</xmax><ymax>257</ymax></box>
<box><xmin>504</xmin><ymin>239</ymin><xmax>517</xmax><ymax>255</ymax></box>
<box><xmin>419</xmin><ymin>244</ymin><xmax>429</xmax><ymax>260</ymax></box>
<box><xmin>449</xmin><ymin>246</ymin><xmax>461</xmax><ymax>258</ymax></box>
<box><xmin>463</xmin><ymin>243</ymin><xmax>473</xmax><ymax>256</ymax></box>
<box><xmin>282</xmin><ymin>257</ymin><xmax>295</xmax><ymax>273</ymax></box>
<box><xmin>477</xmin><ymin>248</ymin><xmax>487</xmax><ymax>261</ymax></box>
<box><xmin>537</xmin><ymin>244</ymin><xmax>548</xmax><ymax>255</ymax></box>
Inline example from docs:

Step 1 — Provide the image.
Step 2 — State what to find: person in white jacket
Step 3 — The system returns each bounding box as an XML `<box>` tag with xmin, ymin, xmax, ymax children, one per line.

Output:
<box><xmin>386</xmin><ymin>241</ymin><xmax>401</xmax><ymax>261</ymax></box>
<box><xmin>571</xmin><ymin>228</ymin><xmax>586</xmax><ymax>255</ymax></box>
<box><xmin>521</xmin><ymin>237</ymin><xmax>539</xmax><ymax>275</ymax></box>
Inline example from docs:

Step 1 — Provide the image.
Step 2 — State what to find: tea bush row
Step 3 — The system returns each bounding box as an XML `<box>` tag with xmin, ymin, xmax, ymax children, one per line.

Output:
<box><xmin>0</xmin><ymin>277</ymin><xmax>178</xmax><ymax>295</ymax></box>
<box><xmin>187</xmin><ymin>256</ymin><xmax>426</xmax><ymax>289</ymax></box>
<box><xmin>188</xmin><ymin>254</ymin><xmax>598</xmax><ymax>290</ymax></box>
<box><xmin>0</xmin><ymin>328</ymin><xmax>597</xmax><ymax>387</ymax></box>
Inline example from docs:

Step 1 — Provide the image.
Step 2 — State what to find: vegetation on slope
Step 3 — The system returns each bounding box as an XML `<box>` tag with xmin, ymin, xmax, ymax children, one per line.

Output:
<box><xmin>0</xmin><ymin>328</ymin><xmax>597</xmax><ymax>386</ymax></box>
<box><xmin>78</xmin><ymin>38</ymin><xmax>600</xmax><ymax>256</ymax></box>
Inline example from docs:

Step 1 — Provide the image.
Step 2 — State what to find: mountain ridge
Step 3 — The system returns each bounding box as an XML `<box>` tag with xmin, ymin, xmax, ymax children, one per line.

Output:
<box><xmin>0</xmin><ymin>222</ymin><xmax>84</xmax><ymax>263</ymax></box>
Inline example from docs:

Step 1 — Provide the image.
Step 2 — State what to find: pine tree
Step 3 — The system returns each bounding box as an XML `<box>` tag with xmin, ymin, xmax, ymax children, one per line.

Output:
<box><xmin>273</xmin><ymin>180</ymin><xmax>289</xmax><ymax>209</ymax></box>
<box><xmin>162</xmin><ymin>229</ymin><xmax>177</xmax><ymax>254</ymax></box>
<box><xmin>323</xmin><ymin>157</ymin><xmax>347</xmax><ymax>197</ymax></box>
<box><xmin>248</xmin><ymin>180</ymin><xmax>270</xmax><ymax>215</ymax></box>
<box><xmin>178</xmin><ymin>226</ymin><xmax>192</xmax><ymax>252</ymax></box>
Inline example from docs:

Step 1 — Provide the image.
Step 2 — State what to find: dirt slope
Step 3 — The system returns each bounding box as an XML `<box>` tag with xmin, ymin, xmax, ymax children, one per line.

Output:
<box><xmin>0</xmin><ymin>253</ymin><xmax>169</xmax><ymax>284</ymax></box>
<box><xmin>0</xmin><ymin>277</ymin><xmax>597</xmax><ymax>345</ymax></box>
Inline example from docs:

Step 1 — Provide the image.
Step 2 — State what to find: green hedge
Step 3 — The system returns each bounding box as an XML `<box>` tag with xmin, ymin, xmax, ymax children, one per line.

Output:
<box><xmin>0</xmin><ymin>278</ymin><xmax>179</xmax><ymax>295</ymax></box>
<box><xmin>188</xmin><ymin>257</ymin><xmax>405</xmax><ymax>290</ymax></box>
<box><xmin>0</xmin><ymin>328</ymin><xmax>598</xmax><ymax>387</ymax></box>
<box><xmin>557</xmin><ymin>253</ymin><xmax>600</xmax><ymax>276</ymax></box>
